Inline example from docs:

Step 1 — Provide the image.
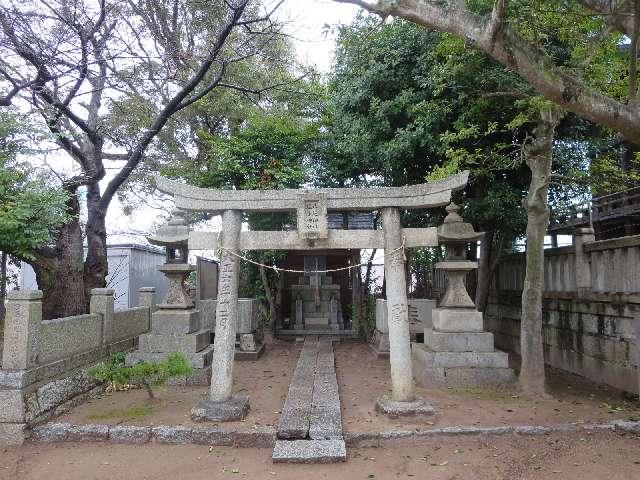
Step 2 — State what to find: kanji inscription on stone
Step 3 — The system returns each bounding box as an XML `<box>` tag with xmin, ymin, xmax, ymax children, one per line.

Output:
<box><xmin>297</xmin><ymin>192</ymin><xmax>328</xmax><ymax>240</ymax></box>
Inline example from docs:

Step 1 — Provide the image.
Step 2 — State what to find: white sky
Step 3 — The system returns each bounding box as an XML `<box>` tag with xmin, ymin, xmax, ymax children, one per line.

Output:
<box><xmin>104</xmin><ymin>0</ymin><xmax>361</xmax><ymax>246</ymax></box>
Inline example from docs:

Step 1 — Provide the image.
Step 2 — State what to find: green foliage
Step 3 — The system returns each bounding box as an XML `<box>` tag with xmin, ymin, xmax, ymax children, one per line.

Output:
<box><xmin>0</xmin><ymin>113</ymin><xmax>70</xmax><ymax>259</ymax></box>
<box><xmin>87</xmin><ymin>352</ymin><xmax>193</xmax><ymax>398</ymax></box>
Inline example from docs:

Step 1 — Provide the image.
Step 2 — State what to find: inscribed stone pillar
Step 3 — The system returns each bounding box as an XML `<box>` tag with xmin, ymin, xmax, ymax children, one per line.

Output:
<box><xmin>381</xmin><ymin>207</ymin><xmax>414</xmax><ymax>402</ymax></box>
<box><xmin>2</xmin><ymin>291</ymin><xmax>42</xmax><ymax>370</ymax></box>
<box><xmin>210</xmin><ymin>209</ymin><xmax>242</xmax><ymax>401</ymax></box>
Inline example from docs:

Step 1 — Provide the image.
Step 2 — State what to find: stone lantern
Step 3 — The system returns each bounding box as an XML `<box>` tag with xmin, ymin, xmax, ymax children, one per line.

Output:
<box><xmin>436</xmin><ymin>202</ymin><xmax>484</xmax><ymax>309</ymax></box>
<box><xmin>126</xmin><ymin>210</ymin><xmax>214</xmax><ymax>384</ymax></box>
<box><xmin>148</xmin><ymin>211</ymin><xmax>194</xmax><ymax>309</ymax></box>
<box><xmin>412</xmin><ymin>202</ymin><xmax>515</xmax><ymax>388</ymax></box>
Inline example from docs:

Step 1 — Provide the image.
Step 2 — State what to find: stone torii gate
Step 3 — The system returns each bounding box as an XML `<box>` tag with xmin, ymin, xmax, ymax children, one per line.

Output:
<box><xmin>155</xmin><ymin>171</ymin><xmax>469</xmax><ymax>420</ymax></box>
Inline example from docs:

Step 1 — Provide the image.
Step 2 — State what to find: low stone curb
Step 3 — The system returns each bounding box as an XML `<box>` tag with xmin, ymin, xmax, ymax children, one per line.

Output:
<box><xmin>31</xmin><ymin>423</ymin><xmax>277</xmax><ymax>448</ymax></box>
<box><xmin>29</xmin><ymin>419</ymin><xmax>640</xmax><ymax>448</ymax></box>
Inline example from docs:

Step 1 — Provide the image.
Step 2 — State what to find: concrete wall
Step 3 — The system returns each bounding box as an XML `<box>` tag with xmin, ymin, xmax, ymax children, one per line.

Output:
<box><xmin>0</xmin><ymin>288</ymin><xmax>156</xmax><ymax>445</ymax></box>
<box><xmin>486</xmin><ymin>231</ymin><xmax>639</xmax><ymax>395</ymax></box>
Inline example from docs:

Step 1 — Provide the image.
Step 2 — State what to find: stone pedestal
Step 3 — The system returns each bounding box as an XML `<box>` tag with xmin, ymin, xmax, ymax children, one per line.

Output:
<box><xmin>126</xmin><ymin>307</ymin><xmax>214</xmax><ymax>385</ymax></box>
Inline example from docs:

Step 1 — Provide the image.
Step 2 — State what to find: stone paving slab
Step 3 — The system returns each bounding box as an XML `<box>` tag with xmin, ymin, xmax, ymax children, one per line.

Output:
<box><xmin>272</xmin><ymin>439</ymin><xmax>346</xmax><ymax>463</ymax></box>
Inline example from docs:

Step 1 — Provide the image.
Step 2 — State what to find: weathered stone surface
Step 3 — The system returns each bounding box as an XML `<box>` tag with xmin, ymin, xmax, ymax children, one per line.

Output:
<box><xmin>237</xmin><ymin>298</ymin><xmax>259</xmax><ymax>334</ymax></box>
<box><xmin>209</xmin><ymin>209</ymin><xmax>242</xmax><ymax>401</ymax></box>
<box><xmin>272</xmin><ymin>439</ymin><xmax>346</xmax><ymax>463</ymax></box>
<box><xmin>0</xmin><ymin>423</ymin><xmax>29</xmax><ymax>446</ymax></box>
<box><xmin>137</xmin><ymin>330</ymin><xmax>210</xmax><ymax>353</ymax></box>
<box><xmin>150</xmin><ymin>309</ymin><xmax>200</xmax><ymax>335</ymax></box>
<box><xmin>431</xmin><ymin>308</ymin><xmax>483</xmax><ymax>332</ymax></box>
<box><xmin>412</xmin><ymin>347</ymin><xmax>509</xmax><ymax>368</ymax></box>
<box><xmin>382</xmin><ymin>207</ymin><xmax>414</xmax><ymax>402</ymax></box>
<box><xmin>309</xmin><ymin>407</ymin><xmax>342</xmax><ymax>440</ymax></box>
<box><xmin>109</xmin><ymin>425</ymin><xmax>151</xmax><ymax>444</ymax></box>
<box><xmin>2</xmin><ymin>290</ymin><xmax>42</xmax><ymax>370</ymax></box>
<box><xmin>232</xmin><ymin>427</ymin><xmax>277</xmax><ymax>448</ymax></box>
<box><xmin>424</xmin><ymin>328</ymin><xmax>495</xmax><ymax>352</ymax></box>
<box><xmin>152</xmin><ymin>425</ymin><xmax>193</xmax><ymax>444</ymax></box>
<box><xmin>375</xmin><ymin>394</ymin><xmax>435</xmax><ymax>419</ymax></box>
<box><xmin>67</xmin><ymin>423</ymin><xmax>109</xmax><ymax>442</ymax></box>
<box><xmin>0</xmin><ymin>390</ymin><xmax>24</xmax><ymax>422</ymax></box>
<box><xmin>191</xmin><ymin>395</ymin><xmax>250</xmax><ymax>422</ymax></box>
<box><xmin>31</xmin><ymin>422</ymin><xmax>71</xmax><ymax>442</ymax></box>
<box><xmin>239</xmin><ymin>333</ymin><xmax>256</xmax><ymax>352</ymax></box>
<box><xmin>157</xmin><ymin>171</ymin><xmax>469</xmax><ymax>213</ymax></box>
<box><xmin>613</xmin><ymin>420</ymin><xmax>640</xmax><ymax>434</ymax></box>
<box><xmin>377</xmin><ymin>299</ymin><xmax>436</xmax><ymax>334</ymax></box>
<box><xmin>127</xmin><ymin>345</ymin><xmax>214</xmax><ymax>369</ymax></box>
<box><xmin>343</xmin><ymin>431</ymin><xmax>379</xmax><ymax>448</ymax></box>
<box><xmin>190</xmin><ymin>428</ymin><xmax>234</xmax><ymax>446</ymax></box>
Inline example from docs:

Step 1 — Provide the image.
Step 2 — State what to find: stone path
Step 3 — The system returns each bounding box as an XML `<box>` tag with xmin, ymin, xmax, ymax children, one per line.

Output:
<box><xmin>273</xmin><ymin>336</ymin><xmax>346</xmax><ymax>463</ymax></box>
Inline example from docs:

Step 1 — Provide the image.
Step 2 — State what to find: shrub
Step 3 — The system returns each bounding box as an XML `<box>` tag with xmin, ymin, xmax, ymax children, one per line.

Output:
<box><xmin>88</xmin><ymin>352</ymin><xmax>193</xmax><ymax>399</ymax></box>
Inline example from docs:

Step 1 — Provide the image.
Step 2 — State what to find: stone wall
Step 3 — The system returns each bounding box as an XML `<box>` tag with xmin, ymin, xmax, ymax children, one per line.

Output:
<box><xmin>0</xmin><ymin>288</ymin><xmax>155</xmax><ymax>445</ymax></box>
<box><xmin>486</xmin><ymin>230</ymin><xmax>640</xmax><ymax>395</ymax></box>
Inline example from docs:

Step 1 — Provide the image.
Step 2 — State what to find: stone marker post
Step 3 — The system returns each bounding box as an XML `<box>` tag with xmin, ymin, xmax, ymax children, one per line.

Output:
<box><xmin>138</xmin><ymin>287</ymin><xmax>157</xmax><ymax>313</ymax></box>
<box><xmin>90</xmin><ymin>289</ymin><xmax>114</xmax><ymax>345</ymax></box>
<box><xmin>192</xmin><ymin>209</ymin><xmax>249</xmax><ymax>421</ymax></box>
<box><xmin>1</xmin><ymin>291</ymin><xmax>42</xmax><ymax>370</ymax></box>
<box><xmin>376</xmin><ymin>209</ymin><xmax>434</xmax><ymax>418</ymax></box>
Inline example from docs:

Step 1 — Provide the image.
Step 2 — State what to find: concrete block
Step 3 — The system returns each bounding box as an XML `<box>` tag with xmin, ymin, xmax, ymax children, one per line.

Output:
<box><xmin>232</xmin><ymin>427</ymin><xmax>277</xmax><ymax>448</ymax></box>
<box><xmin>67</xmin><ymin>424</ymin><xmax>109</xmax><ymax>442</ymax></box>
<box><xmin>423</xmin><ymin>328</ymin><xmax>495</xmax><ymax>352</ymax></box>
<box><xmin>432</xmin><ymin>308</ymin><xmax>483</xmax><ymax>332</ymax></box>
<box><xmin>272</xmin><ymin>439</ymin><xmax>346</xmax><ymax>463</ymax></box>
<box><xmin>412</xmin><ymin>346</ymin><xmax>509</xmax><ymax>368</ymax></box>
<box><xmin>190</xmin><ymin>428</ymin><xmax>234</xmax><ymax>446</ymax></box>
<box><xmin>31</xmin><ymin>422</ymin><xmax>71</xmax><ymax>442</ymax></box>
<box><xmin>152</xmin><ymin>425</ymin><xmax>193</xmax><ymax>444</ymax></box>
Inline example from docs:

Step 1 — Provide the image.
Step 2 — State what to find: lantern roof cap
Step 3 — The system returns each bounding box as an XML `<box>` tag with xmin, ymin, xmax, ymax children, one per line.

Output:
<box><xmin>148</xmin><ymin>210</ymin><xmax>190</xmax><ymax>247</ymax></box>
<box><xmin>437</xmin><ymin>202</ymin><xmax>484</xmax><ymax>243</ymax></box>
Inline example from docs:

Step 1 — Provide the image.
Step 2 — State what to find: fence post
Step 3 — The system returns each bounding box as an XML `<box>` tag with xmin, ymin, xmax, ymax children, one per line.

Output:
<box><xmin>90</xmin><ymin>288</ymin><xmax>114</xmax><ymax>345</ymax></box>
<box><xmin>1</xmin><ymin>291</ymin><xmax>42</xmax><ymax>370</ymax></box>
<box><xmin>574</xmin><ymin>227</ymin><xmax>595</xmax><ymax>297</ymax></box>
<box><xmin>138</xmin><ymin>287</ymin><xmax>157</xmax><ymax>313</ymax></box>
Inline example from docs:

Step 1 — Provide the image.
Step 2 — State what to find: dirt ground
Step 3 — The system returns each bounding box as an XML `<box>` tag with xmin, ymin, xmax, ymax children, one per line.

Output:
<box><xmin>335</xmin><ymin>342</ymin><xmax>640</xmax><ymax>432</ymax></box>
<box><xmin>56</xmin><ymin>340</ymin><xmax>640</xmax><ymax>432</ymax></box>
<box><xmin>2</xmin><ymin>430</ymin><xmax>639</xmax><ymax>480</ymax></box>
<box><xmin>58</xmin><ymin>341</ymin><xmax>302</xmax><ymax>429</ymax></box>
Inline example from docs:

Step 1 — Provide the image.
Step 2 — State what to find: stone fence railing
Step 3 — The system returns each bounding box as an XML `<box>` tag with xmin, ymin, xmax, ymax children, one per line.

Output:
<box><xmin>486</xmin><ymin>230</ymin><xmax>640</xmax><ymax>395</ymax></box>
<box><xmin>0</xmin><ymin>287</ymin><xmax>155</xmax><ymax>445</ymax></box>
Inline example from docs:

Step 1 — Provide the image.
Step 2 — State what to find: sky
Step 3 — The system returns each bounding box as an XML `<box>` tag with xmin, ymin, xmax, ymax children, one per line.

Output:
<box><xmin>103</xmin><ymin>0</ymin><xmax>361</xmax><ymax>246</ymax></box>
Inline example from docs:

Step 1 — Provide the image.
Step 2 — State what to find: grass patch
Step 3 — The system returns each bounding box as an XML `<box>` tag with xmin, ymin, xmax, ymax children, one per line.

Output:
<box><xmin>446</xmin><ymin>387</ymin><xmax>524</xmax><ymax>403</ymax></box>
<box><xmin>87</xmin><ymin>404</ymin><xmax>153</xmax><ymax>422</ymax></box>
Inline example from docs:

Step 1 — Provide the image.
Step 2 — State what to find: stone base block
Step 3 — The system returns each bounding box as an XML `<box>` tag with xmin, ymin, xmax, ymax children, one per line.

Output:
<box><xmin>412</xmin><ymin>344</ymin><xmax>509</xmax><ymax>368</ymax></box>
<box><xmin>191</xmin><ymin>395</ymin><xmax>250</xmax><ymax>422</ymax></box>
<box><xmin>137</xmin><ymin>330</ymin><xmax>210</xmax><ymax>354</ymax></box>
<box><xmin>412</xmin><ymin>344</ymin><xmax>516</xmax><ymax>388</ymax></box>
<box><xmin>235</xmin><ymin>342</ymin><xmax>265</xmax><ymax>361</ymax></box>
<box><xmin>432</xmin><ymin>308</ymin><xmax>483</xmax><ymax>332</ymax></box>
<box><xmin>0</xmin><ymin>423</ymin><xmax>29</xmax><ymax>446</ymax></box>
<box><xmin>375</xmin><ymin>394</ymin><xmax>435</xmax><ymax>419</ymax></box>
<box><xmin>167</xmin><ymin>365</ymin><xmax>212</xmax><ymax>386</ymax></box>
<box><xmin>150</xmin><ymin>309</ymin><xmax>200</xmax><ymax>334</ymax></box>
<box><xmin>126</xmin><ymin>345</ymin><xmax>214</xmax><ymax>369</ymax></box>
<box><xmin>272</xmin><ymin>439</ymin><xmax>346</xmax><ymax>463</ymax></box>
<box><xmin>424</xmin><ymin>328</ymin><xmax>495</xmax><ymax>352</ymax></box>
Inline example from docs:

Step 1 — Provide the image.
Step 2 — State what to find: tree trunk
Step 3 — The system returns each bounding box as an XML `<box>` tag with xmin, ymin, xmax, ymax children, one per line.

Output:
<box><xmin>0</xmin><ymin>251</ymin><xmax>6</xmax><ymax>327</ymax></box>
<box><xmin>32</xmin><ymin>193</ymin><xmax>86</xmax><ymax>320</ymax></box>
<box><xmin>84</xmin><ymin>183</ymin><xmax>109</xmax><ymax>306</ymax></box>
<box><xmin>259</xmin><ymin>264</ymin><xmax>277</xmax><ymax>326</ymax></box>
<box><xmin>475</xmin><ymin>230</ymin><xmax>504</xmax><ymax>312</ymax></box>
<box><xmin>519</xmin><ymin>108</ymin><xmax>562</xmax><ymax>396</ymax></box>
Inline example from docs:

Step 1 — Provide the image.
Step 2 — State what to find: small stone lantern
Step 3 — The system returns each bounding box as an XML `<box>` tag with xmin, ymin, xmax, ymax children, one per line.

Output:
<box><xmin>436</xmin><ymin>202</ymin><xmax>484</xmax><ymax>308</ymax></box>
<box><xmin>148</xmin><ymin>211</ymin><xmax>194</xmax><ymax>309</ymax></box>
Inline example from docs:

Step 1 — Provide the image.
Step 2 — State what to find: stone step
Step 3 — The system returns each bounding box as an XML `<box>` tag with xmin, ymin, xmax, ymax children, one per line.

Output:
<box><xmin>424</xmin><ymin>328</ymin><xmax>495</xmax><ymax>352</ymax></box>
<box><xmin>272</xmin><ymin>440</ymin><xmax>346</xmax><ymax>463</ymax></box>
<box><xmin>413</xmin><ymin>344</ymin><xmax>509</xmax><ymax>368</ymax></box>
<box><xmin>138</xmin><ymin>330</ymin><xmax>210</xmax><ymax>354</ymax></box>
<box><xmin>126</xmin><ymin>345</ymin><xmax>214</xmax><ymax>369</ymax></box>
